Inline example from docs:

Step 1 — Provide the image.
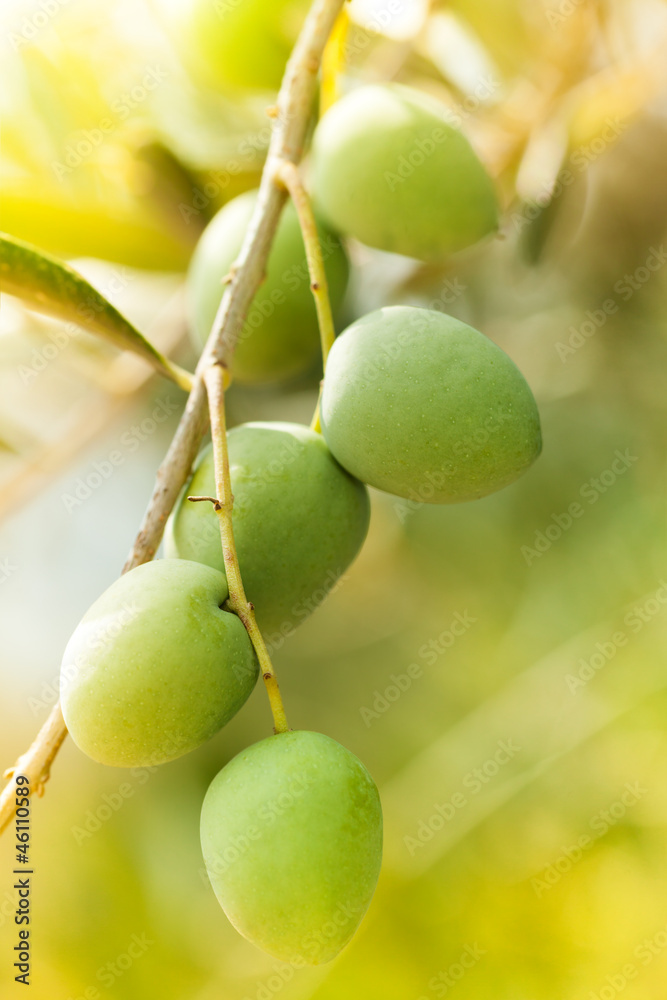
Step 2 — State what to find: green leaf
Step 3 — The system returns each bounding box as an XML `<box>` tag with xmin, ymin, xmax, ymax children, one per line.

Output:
<box><xmin>0</xmin><ymin>232</ymin><xmax>194</xmax><ymax>391</ymax></box>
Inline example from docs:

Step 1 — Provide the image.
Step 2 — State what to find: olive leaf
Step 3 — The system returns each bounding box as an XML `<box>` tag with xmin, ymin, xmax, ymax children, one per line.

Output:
<box><xmin>0</xmin><ymin>232</ymin><xmax>194</xmax><ymax>391</ymax></box>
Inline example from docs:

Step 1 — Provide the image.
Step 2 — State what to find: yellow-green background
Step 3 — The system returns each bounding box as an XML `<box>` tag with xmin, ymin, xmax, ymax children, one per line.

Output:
<box><xmin>2</xmin><ymin>0</ymin><xmax>667</xmax><ymax>997</ymax></box>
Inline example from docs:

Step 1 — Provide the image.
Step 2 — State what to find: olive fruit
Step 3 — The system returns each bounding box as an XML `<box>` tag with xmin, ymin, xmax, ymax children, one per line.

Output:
<box><xmin>165</xmin><ymin>422</ymin><xmax>370</xmax><ymax>642</ymax></box>
<box><xmin>320</xmin><ymin>306</ymin><xmax>541</xmax><ymax>503</ymax></box>
<box><xmin>187</xmin><ymin>191</ymin><xmax>349</xmax><ymax>383</ymax></box>
<box><xmin>311</xmin><ymin>84</ymin><xmax>499</xmax><ymax>261</ymax></box>
<box><xmin>200</xmin><ymin>730</ymin><xmax>383</xmax><ymax>964</ymax></box>
<box><xmin>175</xmin><ymin>0</ymin><xmax>310</xmax><ymax>93</ymax></box>
<box><xmin>60</xmin><ymin>560</ymin><xmax>258</xmax><ymax>767</ymax></box>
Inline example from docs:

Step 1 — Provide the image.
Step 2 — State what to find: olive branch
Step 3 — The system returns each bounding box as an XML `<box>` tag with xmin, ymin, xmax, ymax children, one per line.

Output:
<box><xmin>0</xmin><ymin>0</ymin><xmax>347</xmax><ymax>835</ymax></box>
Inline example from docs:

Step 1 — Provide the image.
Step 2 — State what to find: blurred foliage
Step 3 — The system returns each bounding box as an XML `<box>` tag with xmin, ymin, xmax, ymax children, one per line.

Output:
<box><xmin>2</xmin><ymin>0</ymin><xmax>667</xmax><ymax>998</ymax></box>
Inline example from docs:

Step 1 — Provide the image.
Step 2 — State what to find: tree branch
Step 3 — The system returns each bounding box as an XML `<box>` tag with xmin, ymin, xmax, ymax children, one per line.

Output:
<box><xmin>0</xmin><ymin>0</ymin><xmax>346</xmax><ymax>836</ymax></box>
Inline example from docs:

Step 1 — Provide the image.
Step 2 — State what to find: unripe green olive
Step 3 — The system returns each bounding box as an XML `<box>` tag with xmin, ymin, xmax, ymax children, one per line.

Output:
<box><xmin>320</xmin><ymin>306</ymin><xmax>541</xmax><ymax>503</ymax></box>
<box><xmin>200</xmin><ymin>730</ymin><xmax>383</xmax><ymax>964</ymax></box>
<box><xmin>174</xmin><ymin>0</ymin><xmax>310</xmax><ymax>92</ymax></box>
<box><xmin>311</xmin><ymin>84</ymin><xmax>499</xmax><ymax>261</ymax></box>
<box><xmin>187</xmin><ymin>191</ymin><xmax>349</xmax><ymax>383</ymax></box>
<box><xmin>60</xmin><ymin>560</ymin><xmax>258</xmax><ymax>767</ymax></box>
<box><xmin>165</xmin><ymin>422</ymin><xmax>370</xmax><ymax>640</ymax></box>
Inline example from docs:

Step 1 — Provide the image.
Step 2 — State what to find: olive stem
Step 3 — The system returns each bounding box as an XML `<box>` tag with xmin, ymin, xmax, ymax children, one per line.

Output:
<box><xmin>0</xmin><ymin>0</ymin><xmax>345</xmax><ymax>836</ymax></box>
<box><xmin>201</xmin><ymin>363</ymin><xmax>289</xmax><ymax>735</ymax></box>
<box><xmin>275</xmin><ymin>159</ymin><xmax>336</xmax><ymax>432</ymax></box>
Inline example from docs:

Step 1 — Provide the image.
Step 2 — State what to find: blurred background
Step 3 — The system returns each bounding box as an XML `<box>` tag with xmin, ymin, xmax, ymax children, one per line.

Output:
<box><xmin>2</xmin><ymin>0</ymin><xmax>667</xmax><ymax>997</ymax></box>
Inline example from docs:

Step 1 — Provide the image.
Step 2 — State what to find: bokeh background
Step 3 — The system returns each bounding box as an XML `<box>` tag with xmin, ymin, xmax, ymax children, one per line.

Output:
<box><xmin>2</xmin><ymin>0</ymin><xmax>667</xmax><ymax>997</ymax></box>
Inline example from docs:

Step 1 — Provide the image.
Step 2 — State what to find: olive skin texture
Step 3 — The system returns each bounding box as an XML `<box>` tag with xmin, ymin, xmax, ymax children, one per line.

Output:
<box><xmin>320</xmin><ymin>306</ymin><xmax>542</xmax><ymax>503</ymax></box>
<box><xmin>200</xmin><ymin>730</ymin><xmax>383</xmax><ymax>964</ymax></box>
<box><xmin>60</xmin><ymin>560</ymin><xmax>258</xmax><ymax>768</ymax></box>
<box><xmin>311</xmin><ymin>84</ymin><xmax>499</xmax><ymax>261</ymax></box>
<box><xmin>187</xmin><ymin>191</ymin><xmax>349</xmax><ymax>383</ymax></box>
<box><xmin>165</xmin><ymin>422</ymin><xmax>370</xmax><ymax>642</ymax></box>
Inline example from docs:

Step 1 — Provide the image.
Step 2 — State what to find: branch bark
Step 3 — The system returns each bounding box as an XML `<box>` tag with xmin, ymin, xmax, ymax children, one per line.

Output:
<box><xmin>0</xmin><ymin>0</ymin><xmax>346</xmax><ymax>836</ymax></box>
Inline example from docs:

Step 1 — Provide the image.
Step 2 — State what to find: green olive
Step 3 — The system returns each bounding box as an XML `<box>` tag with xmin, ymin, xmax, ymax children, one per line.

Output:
<box><xmin>187</xmin><ymin>191</ymin><xmax>349</xmax><ymax>383</ymax></box>
<box><xmin>311</xmin><ymin>84</ymin><xmax>499</xmax><ymax>261</ymax></box>
<box><xmin>201</xmin><ymin>730</ymin><xmax>383</xmax><ymax>963</ymax></box>
<box><xmin>60</xmin><ymin>559</ymin><xmax>258</xmax><ymax>767</ymax></box>
<box><xmin>165</xmin><ymin>422</ymin><xmax>370</xmax><ymax>642</ymax></box>
<box><xmin>320</xmin><ymin>306</ymin><xmax>541</xmax><ymax>502</ymax></box>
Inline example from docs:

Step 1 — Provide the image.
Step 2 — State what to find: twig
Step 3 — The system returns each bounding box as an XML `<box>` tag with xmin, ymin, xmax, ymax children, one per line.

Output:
<box><xmin>199</xmin><ymin>364</ymin><xmax>289</xmax><ymax>734</ymax></box>
<box><xmin>0</xmin><ymin>0</ymin><xmax>346</xmax><ymax>837</ymax></box>
<box><xmin>0</xmin><ymin>704</ymin><xmax>67</xmax><ymax>834</ymax></box>
<box><xmin>276</xmin><ymin>160</ymin><xmax>337</xmax><ymax>366</ymax></box>
<box><xmin>275</xmin><ymin>159</ymin><xmax>337</xmax><ymax>432</ymax></box>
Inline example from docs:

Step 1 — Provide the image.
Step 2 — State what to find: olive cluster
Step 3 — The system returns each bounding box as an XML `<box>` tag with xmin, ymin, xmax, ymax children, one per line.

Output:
<box><xmin>60</xmin><ymin>81</ymin><xmax>540</xmax><ymax>965</ymax></box>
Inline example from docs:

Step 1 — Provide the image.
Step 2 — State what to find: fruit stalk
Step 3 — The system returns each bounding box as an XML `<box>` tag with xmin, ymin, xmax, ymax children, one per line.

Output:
<box><xmin>200</xmin><ymin>363</ymin><xmax>289</xmax><ymax>734</ymax></box>
<box><xmin>275</xmin><ymin>159</ymin><xmax>336</xmax><ymax>431</ymax></box>
<box><xmin>0</xmin><ymin>0</ymin><xmax>345</xmax><ymax>835</ymax></box>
